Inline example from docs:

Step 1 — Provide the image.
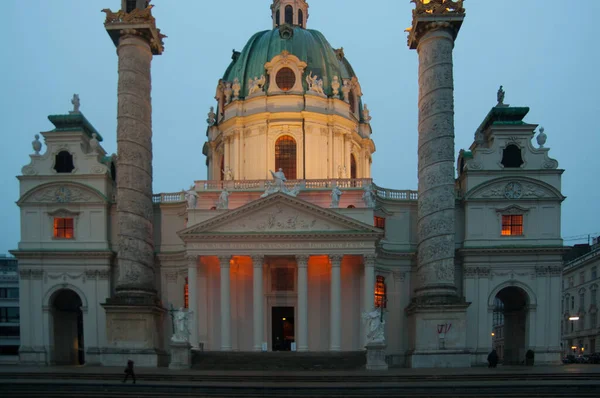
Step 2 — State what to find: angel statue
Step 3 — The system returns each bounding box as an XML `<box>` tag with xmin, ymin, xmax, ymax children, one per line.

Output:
<box><xmin>362</xmin><ymin>307</ymin><xmax>385</xmax><ymax>345</ymax></box>
<box><xmin>270</xmin><ymin>168</ymin><xmax>287</xmax><ymax>190</ymax></box>
<box><xmin>171</xmin><ymin>308</ymin><xmax>192</xmax><ymax>343</ymax></box>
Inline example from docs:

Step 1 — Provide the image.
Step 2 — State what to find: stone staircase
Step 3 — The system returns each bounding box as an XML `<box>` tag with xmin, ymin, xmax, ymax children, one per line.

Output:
<box><xmin>191</xmin><ymin>351</ymin><xmax>367</xmax><ymax>370</ymax></box>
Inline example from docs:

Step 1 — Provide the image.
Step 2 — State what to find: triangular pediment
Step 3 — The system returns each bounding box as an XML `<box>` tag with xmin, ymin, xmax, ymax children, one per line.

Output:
<box><xmin>178</xmin><ymin>193</ymin><xmax>382</xmax><ymax>238</ymax></box>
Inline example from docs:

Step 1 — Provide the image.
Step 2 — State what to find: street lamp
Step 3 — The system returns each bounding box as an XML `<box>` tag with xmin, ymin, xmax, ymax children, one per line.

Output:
<box><xmin>568</xmin><ymin>316</ymin><xmax>580</xmax><ymax>321</ymax></box>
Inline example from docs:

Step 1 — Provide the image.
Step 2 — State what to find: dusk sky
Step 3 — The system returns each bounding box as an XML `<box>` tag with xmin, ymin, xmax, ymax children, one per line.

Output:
<box><xmin>1</xmin><ymin>0</ymin><xmax>599</xmax><ymax>255</ymax></box>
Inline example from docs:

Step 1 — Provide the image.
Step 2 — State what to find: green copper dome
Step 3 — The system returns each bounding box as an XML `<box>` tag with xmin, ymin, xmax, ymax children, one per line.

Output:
<box><xmin>223</xmin><ymin>26</ymin><xmax>357</xmax><ymax>98</ymax></box>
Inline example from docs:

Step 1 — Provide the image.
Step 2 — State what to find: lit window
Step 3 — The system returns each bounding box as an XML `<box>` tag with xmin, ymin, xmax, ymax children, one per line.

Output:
<box><xmin>53</xmin><ymin>218</ymin><xmax>74</xmax><ymax>239</ymax></box>
<box><xmin>276</xmin><ymin>68</ymin><xmax>296</xmax><ymax>92</ymax></box>
<box><xmin>275</xmin><ymin>135</ymin><xmax>297</xmax><ymax>179</ymax></box>
<box><xmin>501</xmin><ymin>215</ymin><xmax>523</xmax><ymax>236</ymax></box>
<box><xmin>184</xmin><ymin>277</ymin><xmax>189</xmax><ymax>309</ymax></box>
<box><xmin>374</xmin><ymin>216</ymin><xmax>386</xmax><ymax>230</ymax></box>
<box><xmin>374</xmin><ymin>276</ymin><xmax>387</xmax><ymax>309</ymax></box>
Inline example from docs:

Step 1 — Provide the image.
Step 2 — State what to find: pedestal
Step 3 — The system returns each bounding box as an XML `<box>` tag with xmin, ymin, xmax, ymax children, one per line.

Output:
<box><xmin>101</xmin><ymin>300</ymin><xmax>168</xmax><ymax>367</ymax></box>
<box><xmin>365</xmin><ymin>342</ymin><xmax>388</xmax><ymax>371</ymax></box>
<box><xmin>169</xmin><ymin>341</ymin><xmax>191</xmax><ymax>370</ymax></box>
<box><xmin>406</xmin><ymin>299</ymin><xmax>471</xmax><ymax>368</ymax></box>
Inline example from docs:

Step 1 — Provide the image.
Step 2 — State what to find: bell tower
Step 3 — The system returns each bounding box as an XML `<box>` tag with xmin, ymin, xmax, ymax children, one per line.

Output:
<box><xmin>271</xmin><ymin>0</ymin><xmax>309</xmax><ymax>28</ymax></box>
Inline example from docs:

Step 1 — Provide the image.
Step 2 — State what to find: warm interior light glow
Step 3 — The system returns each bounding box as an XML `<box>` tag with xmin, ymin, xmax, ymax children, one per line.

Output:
<box><xmin>569</xmin><ymin>316</ymin><xmax>580</xmax><ymax>321</ymax></box>
<box><xmin>282</xmin><ymin>318</ymin><xmax>286</xmax><ymax>321</ymax></box>
<box><xmin>491</xmin><ymin>332</ymin><xmax>495</xmax><ymax>336</ymax></box>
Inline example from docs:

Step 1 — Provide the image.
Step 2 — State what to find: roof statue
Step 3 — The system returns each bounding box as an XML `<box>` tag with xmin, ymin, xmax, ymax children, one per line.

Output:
<box><xmin>69</xmin><ymin>94</ymin><xmax>80</xmax><ymax>114</ymax></box>
<box><xmin>497</xmin><ymin>85</ymin><xmax>505</xmax><ymax>106</ymax></box>
<box><xmin>537</xmin><ymin>127</ymin><xmax>547</xmax><ymax>148</ymax></box>
<box><xmin>32</xmin><ymin>134</ymin><xmax>42</xmax><ymax>155</ymax></box>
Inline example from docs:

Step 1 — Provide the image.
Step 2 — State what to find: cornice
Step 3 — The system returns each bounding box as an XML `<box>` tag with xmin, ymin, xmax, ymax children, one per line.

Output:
<box><xmin>457</xmin><ymin>246</ymin><xmax>568</xmax><ymax>256</ymax></box>
<box><xmin>182</xmin><ymin>232</ymin><xmax>381</xmax><ymax>241</ymax></box>
<box><xmin>9</xmin><ymin>250</ymin><xmax>115</xmax><ymax>260</ymax></box>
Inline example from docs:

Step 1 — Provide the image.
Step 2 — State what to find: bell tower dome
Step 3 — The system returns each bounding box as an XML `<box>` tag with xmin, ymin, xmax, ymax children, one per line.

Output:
<box><xmin>271</xmin><ymin>0</ymin><xmax>309</xmax><ymax>29</ymax></box>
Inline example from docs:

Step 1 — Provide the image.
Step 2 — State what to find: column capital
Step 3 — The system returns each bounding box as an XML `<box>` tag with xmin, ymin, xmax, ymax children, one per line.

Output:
<box><xmin>217</xmin><ymin>255</ymin><xmax>231</xmax><ymax>268</ymax></box>
<box><xmin>186</xmin><ymin>254</ymin><xmax>198</xmax><ymax>267</ymax></box>
<box><xmin>295</xmin><ymin>255</ymin><xmax>310</xmax><ymax>268</ymax></box>
<box><xmin>329</xmin><ymin>254</ymin><xmax>343</xmax><ymax>267</ymax></box>
<box><xmin>250</xmin><ymin>255</ymin><xmax>264</xmax><ymax>268</ymax></box>
<box><xmin>363</xmin><ymin>253</ymin><xmax>376</xmax><ymax>267</ymax></box>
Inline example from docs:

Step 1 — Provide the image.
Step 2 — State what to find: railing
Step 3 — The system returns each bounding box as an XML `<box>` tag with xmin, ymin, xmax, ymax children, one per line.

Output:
<box><xmin>152</xmin><ymin>179</ymin><xmax>418</xmax><ymax>204</ymax></box>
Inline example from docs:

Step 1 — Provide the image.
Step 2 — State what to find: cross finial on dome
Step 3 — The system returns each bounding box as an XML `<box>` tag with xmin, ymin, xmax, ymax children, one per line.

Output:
<box><xmin>271</xmin><ymin>0</ymin><xmax>309</xmax><ymax>29</ymax></box>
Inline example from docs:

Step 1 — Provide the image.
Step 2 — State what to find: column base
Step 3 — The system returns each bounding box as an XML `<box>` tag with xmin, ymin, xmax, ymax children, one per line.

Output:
<box><xmin>101</xmin><ymin>297</ymin><xmax>168</xmax><ymax>367</ymax></box>
<box><xmin>169</xmin><ymin>342</ymin><xmax>192</xmax><ymax>369</ymax></box>
<box><xmin>405</xmin><ymin>296</ymin><xmax>471</xmax><ymax>368</ymax></box>
<box><xmin>18</xmin><ymin>346</ymin><xmax>47</xmax><ymax>365</ymax></box>
<box><xmin>365</xmin><ymin>343</ymin><xmax>388</xmax><ymax>371</ymax></box>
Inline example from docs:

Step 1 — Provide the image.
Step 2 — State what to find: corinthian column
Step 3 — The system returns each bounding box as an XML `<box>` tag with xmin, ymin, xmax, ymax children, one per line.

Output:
<box><xmin>251</xmin><ymin>255</ymin><xmax>264</xmax><ymax>352</ymax></box>
<box><xmin>329</xmin><ymin>254</ymin><xmax>343</xmax><ymax>351</ymax></box>
<box><xmin>408</xmin><ymin>1</ymin><xmax>465</xmax><ymax>299</ymax></box>
<box><xmin>296</xmin><ymin>255</ymin><xmax>309</xmax><ymax>352</ymax></box>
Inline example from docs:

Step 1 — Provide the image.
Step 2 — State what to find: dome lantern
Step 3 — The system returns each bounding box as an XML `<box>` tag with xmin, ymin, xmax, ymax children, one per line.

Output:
<box><xmin>271</xmin><ymin>0</ymin><xmax>308</xmax><ymax>29</ymax></box>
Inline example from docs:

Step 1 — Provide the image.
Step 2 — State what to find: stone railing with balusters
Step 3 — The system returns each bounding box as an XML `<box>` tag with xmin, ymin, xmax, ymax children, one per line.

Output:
<box><xmin>151</xmin><ymin>179</ymin><xmax>418</xmax><ymax>204</ymax></box>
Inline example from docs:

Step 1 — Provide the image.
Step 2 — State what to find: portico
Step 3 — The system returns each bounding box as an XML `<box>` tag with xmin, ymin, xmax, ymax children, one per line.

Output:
<box><xmin>178</xmin><ymin>193</ymin><xmax>382</xmax><ymax>352</ymax></box>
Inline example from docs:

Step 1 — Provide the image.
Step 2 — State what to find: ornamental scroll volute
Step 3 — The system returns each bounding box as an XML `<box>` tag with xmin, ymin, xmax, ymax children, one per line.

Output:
<box><xmin>412</xmin><ymin>0</ymin><xmax>465</xmax><ymax>16</ymax></box>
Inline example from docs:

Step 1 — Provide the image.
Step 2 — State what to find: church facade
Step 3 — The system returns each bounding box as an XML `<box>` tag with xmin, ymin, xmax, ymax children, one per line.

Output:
<box><xmin>13</xmin><ymin>0</ymin><xmax>565</xmax><ymax>368</ymax></box>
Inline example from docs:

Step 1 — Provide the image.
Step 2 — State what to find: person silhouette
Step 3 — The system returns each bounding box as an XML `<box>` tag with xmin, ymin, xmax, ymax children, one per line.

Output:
<box><xmin>122</xmin><ymin>359</ymin><xmax>136</xmax><ymax>384</ymax></box>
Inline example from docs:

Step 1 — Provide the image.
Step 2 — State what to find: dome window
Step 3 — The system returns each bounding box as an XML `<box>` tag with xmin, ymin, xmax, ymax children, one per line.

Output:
<box><xmin>276</xmin><ymin>68</ymin><xmax>296</xmax><ymax>92</ymax></box>
<box><xmin>285</xmin><ymin>5</ymin><xmax>293</xmax><ymax>25</ymax></box>
<box><xmin>501</xmin><ymin>144</ymin><xmax>524</xmax><ymax>168</ymax></box>
<box><xmin>275</xmin><ymin>135</ymin><xmax>297</xmax><ymax>180</ymax></box>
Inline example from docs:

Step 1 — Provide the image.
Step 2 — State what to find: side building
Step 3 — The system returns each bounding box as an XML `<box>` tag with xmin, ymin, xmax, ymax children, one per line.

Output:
<box><xmin>562</xmin><ymin>239</ymin><xmax>600</xmax><ymax>356</ymax></box>
<box><xmin>0</xmin><ymin>255</ymin><xmax>20</xmax><ymax>363</ymax></box>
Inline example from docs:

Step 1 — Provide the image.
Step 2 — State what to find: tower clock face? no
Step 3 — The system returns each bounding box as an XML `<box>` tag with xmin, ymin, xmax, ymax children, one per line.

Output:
<box><xmin>504</xmin><ymin>182</ymin><xmax>522</xmax><ymax>199</ymax></box>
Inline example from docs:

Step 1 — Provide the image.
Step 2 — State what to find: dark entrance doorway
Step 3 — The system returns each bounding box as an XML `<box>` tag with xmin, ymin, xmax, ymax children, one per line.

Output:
<box><xmin>495</xmin><ymin>286</ymin><xmax>529</xmax><ymax>365</ymax></box>
<box><xmin>272</xmin><ymin>306</ymin><xmax>294</xmax><ymax>351</ymax></box>
<box><xmin>51</xmin><ymin>289</ymin><xmax>85</xmax><ymax>365</ymax></box>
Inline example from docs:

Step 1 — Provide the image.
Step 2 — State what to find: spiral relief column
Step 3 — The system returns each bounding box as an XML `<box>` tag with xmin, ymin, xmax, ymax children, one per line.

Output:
<box><xmin>101</xmin><ymin>3</ymin><xmax>167</xmax><ymax>367</ymax></box>
<box><xmin>408</xmin><ymin>1</ymin><xmax>465</xmax><ymax>300</ymax></box>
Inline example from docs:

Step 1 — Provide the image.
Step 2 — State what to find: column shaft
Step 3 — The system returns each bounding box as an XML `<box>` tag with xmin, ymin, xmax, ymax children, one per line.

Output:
<box><xmin>330</xmin><ymin>255</ymin><xmax>342</xmax><ymax>351</ymax></box>
<box><xmin>115</xmin><ymin>34</ymin><xmax>156</xmax><ymax>297</ymax></box>
<box><xmin>415</xmin><ymin>28</ymin><xmax>458</xmax><ymax>297</ymax></box>
<box><xmin>219</xmin><ymin>256</ymin><xmax>232</xmax><ymax>351</ymax></box>
<box><xmin>187</xmin><ymin>256</ymin><xmax>199</xmax><ymax>348</ymax></box>
<box><xmin>251</xmin><ymin>255</ymin><xmax>264</xmax><ymax>352</ymax></box>
<box><xmin>363</xmin><ymin>254</ymin><xmax>376</xmax><ymax>314</ymax></box>
<box><xmin>296</xmin><ymin>255</ymin><xmax>309</xmax><ymax>352</ymax></box>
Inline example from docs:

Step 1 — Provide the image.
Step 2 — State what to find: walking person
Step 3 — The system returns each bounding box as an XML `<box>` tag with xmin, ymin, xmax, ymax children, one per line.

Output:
<box><xmin>488</xmin><ymin>349</ymin><xmax>499</xmax><ymax>368</ymax></box>
<box><xmin>122</xmin><ymin>359</ymin><xmax>136</xmax><ymax>384</ymax></box>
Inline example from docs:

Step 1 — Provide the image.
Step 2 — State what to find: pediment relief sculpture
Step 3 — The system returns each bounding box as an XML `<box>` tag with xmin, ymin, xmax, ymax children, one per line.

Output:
<box><xmin>466</xmin><ymin>178</ymin><xmax>563</xmax><ymax>201</ymax></box>
<box><xmin>19</xmin><ymin>183</ymin><xmax>108</xmax><ymax>205</ymax></box>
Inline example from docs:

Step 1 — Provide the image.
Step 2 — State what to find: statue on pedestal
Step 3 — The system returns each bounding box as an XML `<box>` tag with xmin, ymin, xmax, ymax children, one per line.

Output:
<box><xmin>232</xmin><ymin>78</ymin><xmax>241</xmax><ymax>100</ymax></box>
<box><xmin>362</xmin><ymin>307</ymin><xmax>385</xmax><ymax>344</ymax></box>
<box><xmin>217</xmin><ymin>189</ymin><xmax>230</xmax><ymax>210</ymax></box>
<box><xmin>330</xmin><ymin>186</ymin><xmax>343</xmax><ymax>208</ymax></box>
<box><xmin>363</xmin><ymin>104</ymin><xmax>372</xmax><ymax>123</ymax></box>
<box><xmin>497</xmin><ymin>85</ymin><xmax>505</xmax><ymax>106</ymax></box>
<box><xmin>261</xmin><ymin>169</ymin><xmax>302</xmax><ymax>198</ymax></box>
<box><xmin>270</xmin><ymin>168</ymin><xmax>287</xmax><ymax>190</ymax></box>
<box><xmin>362</xmin><ymin>184</ymin><xmax>376</xmax><ymax>208</ymax></box>
<box><xmin>171</xmin><ymin>308</ymin><xmax>192</xmax><ymax>343</ymax></box>
<box><xmin>331</xmin><ymin>76</ymin><xmax>340</xmax><ymax>98</ymax></box>
<box><xmin>207</xmin><ymin>106</ymin><xmax>216</xmax><ymax>126</ymax></box>
<box><xmin>69</xmin><ymin>94</ymin><xmax>81</xmax><ymax>114</ymax></box>
<box><xmin>342</xmin><ymin>79</ymin><xmax>351</xmax><ymax>103</ymax></box>
<box><xmin>222</xmin><ymin>167</ymin><xmax>234</xmax><ymax>181</ymax></box>
<box><xmin>248</xmin><ymin>75</ymin><xmax>266</xmax><ymax>96</ymax></box>
<box><xmin>224</xmin><ymin>82</ymin><xmax>233</xmax><ymax>104</ymax></box>
<box><xmin>89</xmin><ymin>133</ymin><xmax>100</xmax><ymax>154</ymax></box>
<box><xmin>184</xmin><ymin>187</ymin><xmax>198</xmax><ymax>209</ymax></box>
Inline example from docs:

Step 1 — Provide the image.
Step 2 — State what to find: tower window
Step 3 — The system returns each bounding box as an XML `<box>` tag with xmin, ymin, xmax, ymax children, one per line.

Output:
<box><xmin>350</xmin><ymin>154</ymin><xmax>357</xmax><ymax>179</ymax></box>
<box><xmin>298</xmin><ymin>9</ymin><xmax>304</xmax><ymax>27</ymax></box>
<box><xmin>276</xmin><ymin>68</ymin><xmax>296</xmax><ymax>92</ymax></box>
<box><xmin>54</xmin><ymin>151</ymin><xmax>75</xmax><ymax>173</ymax></box>
<box><xmin>275</xmin><ymin>135</ymin><xmax>297</xmax><ymax>179</ymax></box>
<box><xmin>220</xmin><ymin>156</ymin><xmax>225</xmax><ymax>181</ymax></box>
<box><xmin>285</xmin><ymin>5</ymin><xmax>293</xmax><ymax>25</ymax></box>
<box><xmin>276</xmin><ymin>9</ymin><xmax>280</xmax><ymax>27</ymax></box>
<box><xmin>53</xmin><ymin>218</ymin><xmax>74</xmax><ymax>239</ymax></box>
<box><xmin>125</xmin><ymin>0</ymin><xmax>137</xmax><ymax>13</ymax></box>
<box><xmin>501</xmin><ymin>214</ymin><xmax>523</xmax><ymax>236</ymax></box>
<box><xmin>374</xmin><ymin>216</ymin><xmax>386</xmax><ymax>230</ymax></box>
<box><xmin>501</xmin><ymin>144</ymin><xmax>524</xmax><ymax>168</ymax></box>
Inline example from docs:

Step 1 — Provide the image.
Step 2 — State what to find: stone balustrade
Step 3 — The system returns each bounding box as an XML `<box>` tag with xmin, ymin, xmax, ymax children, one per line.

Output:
<box><xmin>151</xmin><ymin>178</ymin><xmax>419</xmax><ymax>204</ymax></box>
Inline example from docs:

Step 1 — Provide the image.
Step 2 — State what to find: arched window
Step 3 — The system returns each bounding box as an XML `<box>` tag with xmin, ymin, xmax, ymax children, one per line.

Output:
<box><xmin>220</xmin><ymin>156</ymin><xmax>225</xmax><ymax>181</ymax></box>
<box><xmin>348</xmin><ymin>90</ymin><xmax>357</xmax><ymax>114</ymax></box>
<box><xmin>298</xmin><ymin>9</ymin><xmax>304</xmax><ymax>27</ymax></box>
<box><xmin>501</xmin><ymin>144</ymin><xmax>524</xmax><ymax>168</ymax></box>
<box><xmin>350</xmin><ymin>154</ymin><xmax>357</xmax><ymax>179</ymax></box>
<box><xmin>285</xmin><ymin>5</ymin><xmax>293</xmax><ymax>25</ymax></box>
<box><xmin>275</xmin><ymin>135</ymin><xmax>297</xmax><ymax>179</ymax></box>
<box><xmin>54</xmin><ymin>151</ymin><xmax>74</xmax><ymax>173</ymax></box>
<box><xmin>276</xmin><ymin>67</ymin><xmax>296</xmax><ymax>92</ymax></box>
<box><xmin>375</xmin><ymin>276</ymin><xmax>387</xmax><ymax>309</ymax></box>
<box><xmin>276</xmin><ymin>9</ymin><xmax>280</xmax><ymax>27</ymax></box>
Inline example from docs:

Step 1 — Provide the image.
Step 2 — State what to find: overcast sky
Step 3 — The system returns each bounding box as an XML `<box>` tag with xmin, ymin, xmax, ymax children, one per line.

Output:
<box><xmin>1</xmin><ymin>0</ymin><xmax>599</xmax><ymax>255</ymax></box>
